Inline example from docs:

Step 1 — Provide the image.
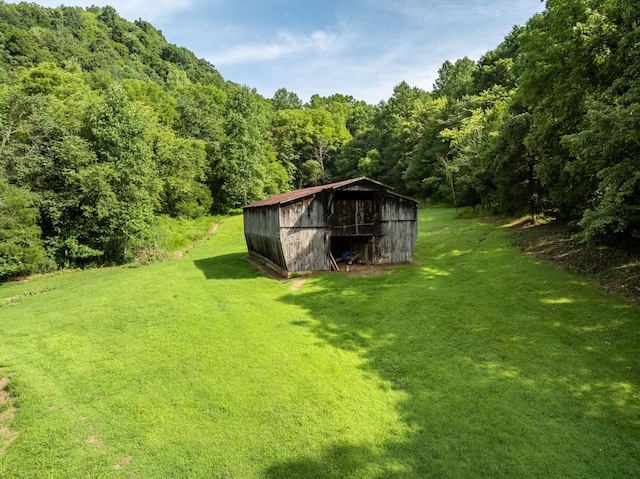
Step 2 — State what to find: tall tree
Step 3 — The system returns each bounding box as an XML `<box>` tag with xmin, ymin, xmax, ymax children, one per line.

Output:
<box><xmin>517</xmin><ymin>2</ymin><xmax>598</xmax><ymax>220</ymax></box>
<box><xmin>433</xmin><ymin>57</ymin><xmax>477</xmax><ymax>100</ymax></box>
<box><xmin>373</xmin><ymin>82</ymin><xmax>431</xmax><ymax>191</ymax></box>
<box><xmin>84</xmin><ymin>83</ymin><xmax>159</xmax><ymax>261</ymax></box>
<box><xmin>401</xmin><ymin>96</ymin><xmax>449</xmax><ymax>198</ymax></box>
<box><xmin>271</xmin><ymin>107</ymin><xmax>350</xmax><ymax>188</ymax></box>
<box><xmin>493</xmin><ymin>110</ymin><xmax>540</xmax><ymax>218</ymax></box>
<box><xmin>150</xmin><ymin>124</ymin><xmax>211</xmax><ymax>218</ymax></box>
<box><xmin>217</xmin><ymin>84</ymin><xmax>271</xmax><ymax>208</ymax></box>
<box><xmin>271</xmin><ymin>87</ymin><xmax>302</xmax><ymax>111</ymax></box>
<box><xmin>0</xmin><ymin>174</ymin><xmax>44</xmax><ymax>279</ymax></box>
<box><xmin>439</xmin><ymin>87</ymin><xmax>513</xmax><ymax>209</ymax></box>
<box><xmin>122</xmin><ymin>79</ymin><xmax>179</xmax><ymax>127</ymax></box>
<box><xmin>516</xmin><ymin>0</ymin><xmax>640</xmax><ymax>244</ymax></box>
<box><xmin>174</xmin><ymin>83</ymin><xmax>226</xmax><ymax>206</ymax></box>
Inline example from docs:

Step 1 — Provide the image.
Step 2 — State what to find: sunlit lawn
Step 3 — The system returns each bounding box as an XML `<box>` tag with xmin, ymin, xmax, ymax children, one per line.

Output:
<box><xmin>0</xmin><ymin>208</ymin><xmax>639</xmax><ymax>478</ymax></box>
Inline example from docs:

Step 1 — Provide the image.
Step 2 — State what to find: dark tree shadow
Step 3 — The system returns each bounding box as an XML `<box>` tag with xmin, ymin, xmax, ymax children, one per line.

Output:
<box><xmin>265</xmin><ymin>220</ymin><xmax>640</xmax><ymax>478</ymax></box>
<box><xmin>193</xmin><ymin>253</ymin><xmax>263</xmax><ymax>280</ymax></box>
<box><xmin>264</xmin><ymin>444</ymin><xmax>407</xmax><ymax>479</ymax></box>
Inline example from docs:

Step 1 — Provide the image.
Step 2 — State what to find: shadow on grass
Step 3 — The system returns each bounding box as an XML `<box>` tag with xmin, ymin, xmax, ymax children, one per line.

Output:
<box><xmin>193</xmin><ymin>253</ymin><xmax>262</xmax><ymax>280</ymax></box>
<box><xmin>267</xmin><ymin>220</ymin><xmax>640</xmax><ymax>478</ymax></box>
<box><xmin>265</xmin><ymin>444</ymin><xmax>401</xmax><ymax>479</ymax></box>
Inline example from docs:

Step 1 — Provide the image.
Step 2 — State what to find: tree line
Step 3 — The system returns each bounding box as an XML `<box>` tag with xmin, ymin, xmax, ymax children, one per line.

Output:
<box><xmin>1</xmin><ymin>0</ymin><xmax>638</xmax><ymax>280</ymax></box>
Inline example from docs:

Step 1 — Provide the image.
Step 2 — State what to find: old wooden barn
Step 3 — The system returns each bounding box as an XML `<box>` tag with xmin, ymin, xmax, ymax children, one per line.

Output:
<box><xmin>242</xmin><ymin>177</ymin><xmax>418</xmax><ymax>275</ymax></box>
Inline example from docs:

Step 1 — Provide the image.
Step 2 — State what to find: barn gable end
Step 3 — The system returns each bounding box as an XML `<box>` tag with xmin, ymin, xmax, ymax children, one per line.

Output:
<box><xmin>243</xmin><ymin>177</ymin><xmax>417</xmax><ymax>275</ymax></box>
<box><xmin>242</xmin><ymin>205</ymin><xmax>286</xmax><ymax>269</ymax></box>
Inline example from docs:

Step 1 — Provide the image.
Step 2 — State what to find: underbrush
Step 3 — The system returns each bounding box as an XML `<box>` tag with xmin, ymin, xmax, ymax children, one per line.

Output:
<box><xmin>134</xmin><ymin>214</ymin><xmax>225</xmax><ymax>264</ymax></box>
<box><xmin>511</xmin><ymin>218</ymin><xmax>640</xmax><ymax>305</ymax></box>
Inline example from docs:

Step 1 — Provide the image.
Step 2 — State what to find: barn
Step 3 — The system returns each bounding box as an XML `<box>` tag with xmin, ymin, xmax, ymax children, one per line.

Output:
<box><xmin>242</xmin><ymin>177</ymin><xmax>418</xmax><ymax>276</ymax></box>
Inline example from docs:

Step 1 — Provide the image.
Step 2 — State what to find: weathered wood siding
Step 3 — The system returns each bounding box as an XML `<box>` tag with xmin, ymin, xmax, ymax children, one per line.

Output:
<box><xmin>280</xmin><ymin>228</ymin><xmax>328</xmax><ymax>271</ymax></box>
<box><xmin>279</xmin><ymin>196</ymin><xmax>329</xmax><ymax>271</ymax></box>
<box><xmin>376</xmin><ymin>195</ymin><xmax>418</xmax><ymax>264</ymax></box>
<box><xmin>279</xmin><ymin>196</ymin><xmax>324</xmax><ymax>229</ymax></box>
<box><xmin>340</xmin><ymin>184</ymin><xmax>377</xmax><ymax>192</ymax></box>
<box><xmin>243</xmin><ymin>206</ymin><xmax>286</xmax><ymax>269</ymax></box>
<box><xmin>330</xmin><ymin>198</ymin><xmax>376</xmax><ymax>236</ymax></box>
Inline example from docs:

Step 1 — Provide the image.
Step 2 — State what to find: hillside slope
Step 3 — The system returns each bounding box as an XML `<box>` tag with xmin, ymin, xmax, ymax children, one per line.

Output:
<box><xmin>0</xmin><ymin>2</ymin><xmax>223</xmax><ymax>87</ymax></box>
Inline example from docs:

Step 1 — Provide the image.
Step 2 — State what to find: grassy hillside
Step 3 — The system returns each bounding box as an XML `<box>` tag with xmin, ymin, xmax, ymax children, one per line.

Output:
<box><xmin>0</xmin><ymin>208</ymin><xmax>639</xmax><ymax>478</ymax></box>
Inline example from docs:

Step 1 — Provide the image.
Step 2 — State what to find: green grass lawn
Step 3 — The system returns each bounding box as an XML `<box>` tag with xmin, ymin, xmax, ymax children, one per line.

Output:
<box><xmin>0</xmin><ymin>208</ymin><xmax>639</xmax><ymax>478</ymax></box>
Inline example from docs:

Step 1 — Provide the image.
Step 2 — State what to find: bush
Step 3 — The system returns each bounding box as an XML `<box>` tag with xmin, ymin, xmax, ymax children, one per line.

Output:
<box><xmin>0</xmin><ymin>179</ymin><xmax>45</xmax><ymax>280</ymax></box>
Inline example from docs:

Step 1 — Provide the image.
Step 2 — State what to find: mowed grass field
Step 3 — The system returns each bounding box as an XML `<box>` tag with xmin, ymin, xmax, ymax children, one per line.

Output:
<box><xmin>0</xmin><ymin>208</ymin><xmax>639</xmax><ymax>478</ymax></box>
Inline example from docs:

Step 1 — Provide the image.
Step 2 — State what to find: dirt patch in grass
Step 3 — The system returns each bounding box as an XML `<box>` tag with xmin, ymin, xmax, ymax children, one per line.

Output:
<box><xmin>208</xmin><ymin>224</ymin><xmax>219</xmax><ymax>237</ymax></box>
<box><xmin>289</xmin><ymin>278</ymin><xmax>307</xmax><ymax>291</ymax></box>
<box><xmin>244</xmin><ymin>255</ymin><xmax>284</xmax><ymax>280</ymax></box>
<box><xmin>0</xmin><ymin>371</ymin><xmax>18</xmax><ymax>455</ymax></box>
<box><xmin>246</xmin><ymin>255</ymin><xmax>403</xmax><ymax>282</ymax></box>
<box><xmin>341</xmin><ymin>264</ymin><xmax>391</xmax><ymax>277</ymax></box>
<box><xmin>167</xmin><ymin>223</ymin><xmax>221</xmax><ymax>260</ymax></box>
<box><xmin>85</xmin><ymin>434</ymin><xmax>102</xmax><ymax>447</ymax></box>
<box><xmin>1</xmin><ymin>287</ymin><xmax>56</xmax><ymax>308</ymax></box>
<box><xmin>510</xmin><ymin>219</ymin><xmax>640</xmax><ymax>305</ymax></box>
<box><xmin>113</xmin><ymin>455</ymin><xmax>133</xmax><ymax>469</ymax></box>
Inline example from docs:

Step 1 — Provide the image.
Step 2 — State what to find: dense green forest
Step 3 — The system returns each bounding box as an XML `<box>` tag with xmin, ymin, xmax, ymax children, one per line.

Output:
<box><xmin>1</xmin><ymin>0</ymin><xmax>638</xmax><ymax>279</ymax></box>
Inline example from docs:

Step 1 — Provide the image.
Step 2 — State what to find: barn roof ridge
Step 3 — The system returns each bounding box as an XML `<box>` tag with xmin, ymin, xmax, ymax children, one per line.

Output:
<box><xmin>242</xmin><ymin>176</ymin><xmax>414</xmax><ymax>209</ymax></box>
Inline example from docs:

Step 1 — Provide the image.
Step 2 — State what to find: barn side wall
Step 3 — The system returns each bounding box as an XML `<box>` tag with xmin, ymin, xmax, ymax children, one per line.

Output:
<box><xmin>243</xmin><ymin>206</ymin><xmax>287</xmax><ymax>269</ymax></box>
<box><xmin>376</xmin><ymin>195</ymin><xmax>418</xmax><ymax>264</ymax></box>
<box><xmin>279</xmin><ymin>196</ymin><xmax>330</xmax><ymax>272</ymax></box>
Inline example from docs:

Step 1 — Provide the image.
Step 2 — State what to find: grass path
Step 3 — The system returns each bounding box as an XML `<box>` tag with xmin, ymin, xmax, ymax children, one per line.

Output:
<box><xmin>0</xmin><ymin>209</ymin><xmax>639</xmax><ymax>478</ymax></box>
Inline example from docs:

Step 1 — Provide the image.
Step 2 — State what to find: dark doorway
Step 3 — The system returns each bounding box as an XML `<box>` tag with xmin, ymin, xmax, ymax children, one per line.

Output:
<box><xmin>330</xmin><ymin>235</ymin><xmax>373</xmax><ymax>264</ymax></box>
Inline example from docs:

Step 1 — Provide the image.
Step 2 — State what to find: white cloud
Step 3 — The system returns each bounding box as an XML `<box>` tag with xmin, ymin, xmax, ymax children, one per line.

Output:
<box><xmin>3</xmin><ymin>0</ymin><xmax>197</xmax><ymax>22</ymax></box>
<box><xmin>212</xmin><ymin>27</ymin><xmax>350</xmax><ymax>66</ymax></box>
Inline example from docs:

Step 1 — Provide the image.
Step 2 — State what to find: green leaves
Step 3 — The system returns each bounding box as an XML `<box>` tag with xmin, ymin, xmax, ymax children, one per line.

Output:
<box><xmin>0</xmin><ymin>176</ymin><xmax>44</xmax><ymax>279</ymax></box>
<box><xmin>271</xmin><ymin>104</ymin><xmax>350</xmax><ymax>188</ymax></box>
<box><xmin>578</xmin><ymin>159</ymin><xmax>640</xmax><ymax>244</ymax></box>
<box><xmin>86</xmin><ymin>84</ymin><xmax>158</xmax><ymax>261</ymax></box>
<box><xmin>151</xmin><ymin>125</ymin><xmax>211</xmax><ymax>218</ymax></box>
<box><xmin>433</xmin><ymin>57</ymin><xmax>477</xmax><ymax>100</ymax></box>
<box><xmin>218</xmin><ymin>84</ymin><xmax>271</xmax><ymax>208</ymax></box>
<box><xmin>515</xmin><ymin>0</ymin><xmax>640</xmax><ymax>241</ymax></box>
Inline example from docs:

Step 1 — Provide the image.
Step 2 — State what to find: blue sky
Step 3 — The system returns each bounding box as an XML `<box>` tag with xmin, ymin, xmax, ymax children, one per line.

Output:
<box><xmin>8</xmin><ymin>1</ymin><xmax>546</xmax><ymax>104</ymax></box>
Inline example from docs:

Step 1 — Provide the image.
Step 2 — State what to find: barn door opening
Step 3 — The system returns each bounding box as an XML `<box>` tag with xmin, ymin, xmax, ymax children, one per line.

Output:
<box><xmin>330</xmin><ymin>235</ymin><xmax>373</xmax><ymax>265</ymax></box>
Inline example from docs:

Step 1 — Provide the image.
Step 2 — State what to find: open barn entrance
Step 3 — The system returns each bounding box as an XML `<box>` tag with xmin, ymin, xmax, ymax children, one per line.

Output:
<box><xmin>330</xmin><ymin>235</ymin><xmax>373</xmax><ymax>265</ymax></box>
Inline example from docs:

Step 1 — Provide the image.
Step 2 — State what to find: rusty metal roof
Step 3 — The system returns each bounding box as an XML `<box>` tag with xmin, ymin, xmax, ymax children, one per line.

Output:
<box><xmin>243</xmin><ymin>177</ymin><xmax>393</xmax><ymax>209</ymax></box>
